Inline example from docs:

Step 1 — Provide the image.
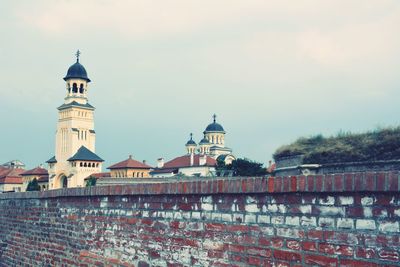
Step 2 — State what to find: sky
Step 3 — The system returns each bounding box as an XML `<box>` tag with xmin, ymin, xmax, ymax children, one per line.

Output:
<box><xmin>1</xmin><ymin>0</ymin><xmax>400</xmax><ymax>169</ymax></box>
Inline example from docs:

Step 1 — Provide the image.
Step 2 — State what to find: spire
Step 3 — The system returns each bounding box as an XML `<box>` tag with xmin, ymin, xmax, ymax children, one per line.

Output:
<box><xmin>190</xmin><ymin>133</ymin><xmax>193</xmax><ymax>140</ymax></box>
<box><xmin>213</xmin><ymin>114</ymin><xmax>217</xmax><ymax>123</ymax></box>
<box><xmin>75</xmin><ymin>49</ymin><xmax>81</xmax><ymax>63</ymax></box>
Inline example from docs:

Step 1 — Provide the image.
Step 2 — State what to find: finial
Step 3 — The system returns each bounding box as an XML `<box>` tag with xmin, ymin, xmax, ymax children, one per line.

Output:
<box><xmin>190</xmin><ymin>133</ymin><xmax>193</xmax><ymax>140</ymax></box>
<box><xmin>129</xmin><ymin>155</ymin><xmax>132</xmax><ymax>159</ymax></box>
<box><xmin>75</xmin><ymin>50</ymin><xmax>81</xmax><ymax>62</ymax></box>
<box><xmin>213</xmin><ymin>114</ymin><xmax>217</xmax><ymax>123</ymax></box>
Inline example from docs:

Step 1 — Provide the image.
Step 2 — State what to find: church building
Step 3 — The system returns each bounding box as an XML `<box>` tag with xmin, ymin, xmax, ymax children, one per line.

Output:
<box><xmin>194</xmin><ymin>114</ymin><xmax>236</xmax><ymax>164</ymax></box>
<box><xmin>151</xmin><ymin>115</ymin><xmax>235</xmax><ymax>177</ymax></box>
<box><xmin>47</xmin><ymin>51</ymin><xmax>103</xmax><ymax>189</ymax></box>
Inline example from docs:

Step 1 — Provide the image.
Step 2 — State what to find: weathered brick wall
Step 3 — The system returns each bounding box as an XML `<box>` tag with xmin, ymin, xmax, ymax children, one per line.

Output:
<box><xmin>0</xmin><ymin>172</ymin><xmax>399</xmax><ymax>266</ymax></box>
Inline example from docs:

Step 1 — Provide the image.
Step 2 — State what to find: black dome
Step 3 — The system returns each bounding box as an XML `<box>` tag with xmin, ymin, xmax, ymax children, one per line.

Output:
<box><xmin>204</xmin><ymin>114</ymin><xmax>225</xmax><ymax>133</ymax></box>
<box><xmin>199</xmin><ymin>137</ymin><xmax>210</xmax><ymax>145</ymax></box>
<box><xmin>186</xmin><ymin>139</ymin><xmax>197</xmax><ymax>146</ymax></box>
<box><xmin>205</xmin><ymin>122</ymin><xmax>225</xmax><ymax>132</ymax></box>
<box><xmin>63</xmin><ymin>61</ymin><xmax>90</xmax><ymax>82</ymax></box>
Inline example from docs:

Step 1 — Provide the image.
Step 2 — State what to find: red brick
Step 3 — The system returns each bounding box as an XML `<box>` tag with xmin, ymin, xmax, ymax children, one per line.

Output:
<box><xmin>388</xmin><ymin>171</ymin><xmax>399</xmax><ymax>191</ymax></box>
<box><xmin>271</xmin><ymin>237</ymin><xmax>284</xmax><ymax>248</ymax></box>
<box><xmin>275</xmin><ymin>177</ymin><xmax>282</xmax><ymax>192</ymax></box>
<box><xmin>325</xmin><ymin>175</ymin><xmax>333</xmax><ymax>191</ymax></box>
<box><xmin>356</xmin><ymin>247</ymin><xmax>376</xmax><ymax>259</ymax></box>
<box><xmin>354</xmin><ymin>173</ymin><xmax>364</xmax><ymax>190</ymax></box>
<box><xmin>344</xmin><ymin>173</ymin><xmax>353</xmax><ymax>191</ymax></box>
<box><xmin>307</xmin><ymin>176</ymin><xmax>314</xmax><ymax>191</ymax></box>
<box><xmin>290</xmin><ymin>176</ymin><xmax>297</xmax><ymax>192</ymax></box>
<box><xmin>302</xmin><ymin>241</ymin><xmax>317</xmax><ymax>252</ymax></box>
<box><xmin>308</xmin><ymin>229</ymin><xmax>324</xmax><ymax>240</ymax></box>
<box><xmin>315</xmin><ymin>175</ymin><xmax>323</xmax><ymax>192</ymax></box>
<box><xmin>340</xmin><ymin>259</ymin><xmax>378</xmax><ymax>267</ymax></box>
<box><xmin>283</xmin><ymin>177</ymin><xmax>290</xmax><ymax>192</ymax></box>
<box><xmin>376</xmin><ymin>172</ymin><xmax>386</xmax><ymax>191</ymax></box>
<box><xmin>297</xmin><ymin>175</ymin><xmax>306</xmax><ymax>191</ymax></box>
<box><xmin>365</xmin><ymin>172</ymin><xmax>375</xmax><ymax>191</ymax></box>
<box><xmin>268</xmin><ymin>177</ymin><xmax>274</xmax><ymax>192</ymax></box>
<box><xmin>334</xmin><ymin>174</ymin><xmax>343</xmax><ymax>191</ymax></box>
<box><xmin>304</xmin><ymin>254</ymin><xmax>338</xmax><ymax>267</ymax></box>
<box><xmin>319</xmin><ymin>243</ymin><xmax>335</xmax><ymax>254</ymax></box>
<box><xmin>247</xmin><ymin>247</ymin><xmax>272</xmax><ymax>258</ymax></box>
<box><xmin>273</xmin><ymin>250</ymin><xmax>301</xmax><ymax>262</ymax></box>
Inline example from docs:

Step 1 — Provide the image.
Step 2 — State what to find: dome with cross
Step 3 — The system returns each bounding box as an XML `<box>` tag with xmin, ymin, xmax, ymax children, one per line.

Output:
<box><xmin>63</xmin><ymin>50</ymin><xmax>91</xmax><ymax>82</ymax></box>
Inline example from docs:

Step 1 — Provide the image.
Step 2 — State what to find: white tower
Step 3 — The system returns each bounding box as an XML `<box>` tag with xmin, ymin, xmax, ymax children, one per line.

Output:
<box><xmin>47</xmin><ymin>51</ymin><xmax>103</xmax><ymax>189</ymax></box>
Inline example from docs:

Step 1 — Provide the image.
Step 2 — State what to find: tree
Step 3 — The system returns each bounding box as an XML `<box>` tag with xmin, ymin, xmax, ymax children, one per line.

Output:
<box><xmin>219</xmin><ymin>158</ymin><xmax>266</xmax><ymax>176</ymax></box>
<box><xmin>26</xmin><ymin>178</ymin><xmax>40</xmax><ymax>191</ymax></box>
<box><xmin>231</xmin><ymin>158</ymin><xmax>266</xmax><ymax>176</ymax></box>
<box><xmin>86</xmin><ymin>176</ymin><xmax>97</xmax><ymax>187</ymax></box>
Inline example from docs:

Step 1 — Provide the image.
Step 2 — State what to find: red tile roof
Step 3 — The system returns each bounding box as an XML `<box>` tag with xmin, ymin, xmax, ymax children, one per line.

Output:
<box><xmin>85</xmin><ymin>172</ymin><xmax>111</xmax><ymax>180</ymax></box>
<box><xmin>0</xmin><ymin>167</ymin><xmax>24</xmax><ymax>184</ymax></box>
<box><xmin>20</xmin><ymin>167</ymin><xmax>48</xmax><ymax>176</ymax></box>
<box><xmin>108</xmin><ymin>156</ymin><xmax>151</xmax><ymax>170</ymax></box>
<box><xmin>162</xmin><ymin>154</ymin><xmax>217</xmax><ymax>169</ymax></box>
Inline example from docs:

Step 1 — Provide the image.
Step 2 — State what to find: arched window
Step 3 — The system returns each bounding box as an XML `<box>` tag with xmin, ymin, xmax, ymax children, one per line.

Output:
<box><xmin>141</xmin><ymin>172</ymin><xmax>144</xmax><ymax>177</ymax></box>
<box><xmin>80</xmin><ymin>162</ymin><xmax>83</xmax><ymax>167</ymax></box>
<box><xmin>79</xmin><ymin>84</ymin><xmax>84</xmax><ymax>94</ymax></box>
<box><xmin>72</xmin><ymin>83</ymin><xmax>78</xmax><ymax>93</ymax></box>
<box><xmin>84</xmin><ymin>162</ymin><xmax>87</xmax><ymax>167</ymax></box>
<box><xmin>96</xmin><ymin>163</ymin><xmax>99</xmax><ymax>167</ymax></box>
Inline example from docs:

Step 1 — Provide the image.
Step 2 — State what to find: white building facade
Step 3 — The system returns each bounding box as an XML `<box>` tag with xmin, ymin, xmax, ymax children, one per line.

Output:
<box><xmin>47</xmin><ymin>51</ymin><xmax>103</xmax><ymax>189</ymax></box>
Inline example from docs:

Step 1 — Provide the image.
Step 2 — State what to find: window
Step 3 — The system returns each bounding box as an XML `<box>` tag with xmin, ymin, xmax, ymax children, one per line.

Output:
<box><xmin>72</xmin><ymin>83</ymin><xmax>78</xmax><ymax>93</ymax></box>
<box><xmin>79</xmin><ymin>84</ymin><xmax>84</xmax><ymax>94</ymax></box>
<box><xmin>84</xmin><ymin>162</ymin><xmax>87</xmax><ymax>167</ymax></box>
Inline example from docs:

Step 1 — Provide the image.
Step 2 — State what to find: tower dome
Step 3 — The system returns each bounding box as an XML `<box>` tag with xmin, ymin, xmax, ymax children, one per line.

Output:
<box><xmin>199</xmin><ymin>135</ymin><xmax>210</xmax><ymax>145</ymax></box>
<box><xmin>186</xmin><ymin>133</ymin><xmax>197</xmax><ymax>146</ymax></box>
<box><xmin>204</xmin><ymin>114</ymin><xmax>225</xmax><ymax>133</ymax></box>
<box><xmin>63</xmin><ymin>50</ymin><xmax>91</xmax><ymax>82</ymax></box>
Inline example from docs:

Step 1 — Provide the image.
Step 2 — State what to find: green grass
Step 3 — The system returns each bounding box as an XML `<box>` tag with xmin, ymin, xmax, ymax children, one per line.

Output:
<box><xmin>273</xmin><ymin>127</ymin><xmax>400</xmax><ymax>164</ymax></box>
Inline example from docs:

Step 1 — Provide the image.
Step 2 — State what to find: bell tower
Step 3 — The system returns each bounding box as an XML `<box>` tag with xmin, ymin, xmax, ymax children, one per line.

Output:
<box><xmin>47</xmin><ymin>51</ymin><xmax>103</xmax><ymax>189</ymax></box>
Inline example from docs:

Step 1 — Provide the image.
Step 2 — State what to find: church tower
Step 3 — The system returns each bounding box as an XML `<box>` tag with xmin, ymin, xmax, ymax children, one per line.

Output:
<box><xmin>47</xmin><ymin>51</ymin><xmax>103</xmax><ymax>189</ymax></box>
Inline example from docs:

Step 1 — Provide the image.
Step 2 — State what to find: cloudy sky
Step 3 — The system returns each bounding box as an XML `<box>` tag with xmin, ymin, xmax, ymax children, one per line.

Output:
<box><xmin>1</xmin><ymin>0</ymin><xmax>400</xmax><ymax>169</ymax></box>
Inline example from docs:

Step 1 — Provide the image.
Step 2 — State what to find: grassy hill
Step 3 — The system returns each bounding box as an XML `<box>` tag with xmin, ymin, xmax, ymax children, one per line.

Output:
<box><xmin>273</xmin><ymin>127</ymin><xmax>400</xmax><ymax>164</ymax></box>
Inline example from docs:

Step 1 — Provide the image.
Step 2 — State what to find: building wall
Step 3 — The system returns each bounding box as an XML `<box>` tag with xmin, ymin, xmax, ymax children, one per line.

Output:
<box><xmin>110</xmin><ymin>168</ymin><xmax>150</xmax><ymax>178</ymax></box>
<box><xmin>0</xmin><ymin>183</ymin><xmax>22</xmax><ymax>193</ymax></box>
<box><xmin>0</xmin><ymin>172</ymin><xmax>399</xmax><ymax>266</ymax></box>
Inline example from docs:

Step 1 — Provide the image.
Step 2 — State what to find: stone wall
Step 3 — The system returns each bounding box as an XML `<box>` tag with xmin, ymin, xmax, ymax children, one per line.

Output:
<box><xmin>0</xmin><ymin>173</ymin><xmax>399</xmax><ymax>266</ymax></box>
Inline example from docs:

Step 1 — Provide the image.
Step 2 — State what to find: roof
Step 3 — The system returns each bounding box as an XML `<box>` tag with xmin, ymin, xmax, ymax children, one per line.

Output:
<box><xmin>20</xmin><ymin>167</ymin><xmax>48</xmax><ymax>176</ymax></box>
<box><xmin>205</xmin><ymin>122</ymin><xmax>225</xmax><ymax>133</ymax></box>
<box><xmin>84</xmin><ymin>172</ymin><xmax>111</xmax><ymax>180</ymax></box>
<box><xmin>58</xmin><ymin>101</ymin><xmax>95</xmax><ymax>111</ymax></box>
<box><xmin>1</xmin><ymin>160</ymin><xmax>25</xmax><ymax>169</ymax></box>
<box><xmin>0</xmin><ymin>167</ymin><xmax>24</xmax><ymax>185</ymax></box>
<box><xmin>108</xmin><ymin>156</ymin><xmax>151</xmax><ymax>170</ymax></box>
<box><xmin>68</xmin><ymin>146</ymin><xmax>104</xmax><ymax>162</ymax></box>
<box><xmin>161</xmin><ymin>154</ymin><xmax>217</xmax><ymax>169</ymax></box>
<box><xmin>185</xmin><ymin>133</ymin><xmax>197</xmax><ymax>146</ymax></box>
<box><xmin>199</xmin><ymin>137</ymin><xmax>210</xmax><ymax>145</ymax></box>
<box><xmin>46</xmin><ymin>156</ymin><xmax>57</xmax><ymax>163</ymax></box>
<box><xmin>64</xmin><ymin>61</ymin><xmax>91</xmax><ymax>82</ymax></box>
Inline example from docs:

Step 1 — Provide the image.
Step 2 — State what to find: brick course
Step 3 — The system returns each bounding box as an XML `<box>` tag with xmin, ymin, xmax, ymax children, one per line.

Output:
<box><xmin>0</xmin><ymin>172</ymin><xmax>399</xmax><ymax>266</ymax></box>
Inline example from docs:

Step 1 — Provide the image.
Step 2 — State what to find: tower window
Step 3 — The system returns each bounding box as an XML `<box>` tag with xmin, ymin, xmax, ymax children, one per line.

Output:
<box><xmin>72</xmin><ymin>83</ymin><xmax>78</xmax><ymax>93</ymax></box>
<box><xmin>79</xmin><ymin>84</ymin><xmax>84</xmax><ymax>94</ymax></box>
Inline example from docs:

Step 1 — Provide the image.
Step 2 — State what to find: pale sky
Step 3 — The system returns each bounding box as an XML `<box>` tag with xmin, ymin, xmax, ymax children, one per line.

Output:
<box><xmin>1</xmin><ymin>0</ymin><xmax>400</xmax><ymax>169</ymax></box>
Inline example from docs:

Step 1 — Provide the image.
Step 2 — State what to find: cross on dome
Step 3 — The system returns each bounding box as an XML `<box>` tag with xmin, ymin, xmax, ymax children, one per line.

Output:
<box><xmin>75</xmin><ymin>50</ymin><xmax>81</xmax><ymax>62</ymax></box>
<box><xmin>213</xmin><ymin>114</ymin><xmax>217</xmax><ymax>123</ymax></box>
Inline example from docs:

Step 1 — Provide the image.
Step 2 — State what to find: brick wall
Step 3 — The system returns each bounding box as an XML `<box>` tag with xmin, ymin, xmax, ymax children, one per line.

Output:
<box><xmin>0</xmin><ymin>172</ymin><xmax>399</xmax><ymax>266</ymax></box>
